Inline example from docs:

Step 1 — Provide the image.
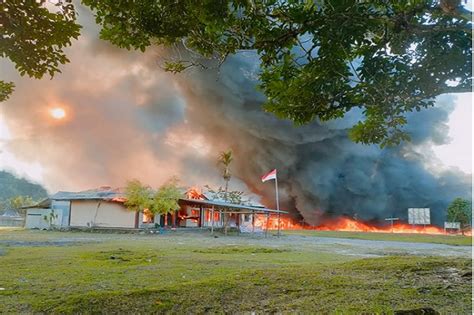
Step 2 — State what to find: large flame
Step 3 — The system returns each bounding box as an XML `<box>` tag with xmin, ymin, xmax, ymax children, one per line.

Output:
<box><xmin>254</xmin><ymin>215</ymin><xmax>472</xmax><ymax>236</ymax></box>
<box><xmin>102</xmin><ymin>187</ymin><xmax>471</xmax><ymax>237</ymax></box>
<box><xmin>314</xmin><ymin>217</ymin><xmax>447</xmax><ymax>234</ymax></box>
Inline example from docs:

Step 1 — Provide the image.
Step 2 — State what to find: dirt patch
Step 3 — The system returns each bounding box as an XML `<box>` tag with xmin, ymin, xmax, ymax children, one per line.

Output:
<box><xmin>194</xmin><ymin>246</ymin><xmax>291</xmax><ymax>254</ymax></box>
<box><xmin>0</xmin><ymin>240</ymin><xmax>97</xmax><ymax>247</ymax></box>
<box><xmin>82</xmin><ymin>248</ymin><xmax>159</xmax><ymax>265</ymax></box>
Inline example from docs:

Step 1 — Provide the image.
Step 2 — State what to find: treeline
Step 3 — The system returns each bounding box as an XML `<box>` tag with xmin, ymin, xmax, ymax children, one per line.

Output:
<box><xmin>0</xmin><ymin>171</ymin><xmax>48</xmax><ymax>212</ymax></box>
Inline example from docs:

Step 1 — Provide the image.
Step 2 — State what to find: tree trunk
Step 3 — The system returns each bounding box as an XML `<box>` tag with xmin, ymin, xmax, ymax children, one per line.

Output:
<box><xmin>224</xmin><ymin>179</ymin><xmax>229</xmax><ymax>235</ymax></box>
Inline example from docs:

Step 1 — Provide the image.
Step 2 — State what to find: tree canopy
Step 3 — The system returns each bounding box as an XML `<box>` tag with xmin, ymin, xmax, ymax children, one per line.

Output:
<box><xmin>149</xmin><ymin>178</ymin><xmax>182</xmax><ymax>215</ymax></box>
<box><xmin>82</xmin><ymin>0</ymin><xmax>472</xmax><ymax>147</ymax></box>
<box><xmin>124</xmin><ymin>179</ymin><xmax>152</xmax><ymax>212</ymax></box>
<box><xmin>1</xmin><ymin>1</ymin><xmax>471</xmax><ymax>146</ymax></box>
<box><xmin>0</xmin><ymin>0</ymin><xmax>81</xmax><ymax>101</ymax></box>
<box><xmin>446</xmin><ymin>197</ymin><xmax>471</xmax><ymax>228</ymax></box>
<box><xmin>218</xmin><ymin>150</ymin><xmax>233</xmax><ymax>183</ymax></box>
<box><xmin>124</xmin><ymin>178</ymin><xmax>182</xmax><ymax>215</ymax></box>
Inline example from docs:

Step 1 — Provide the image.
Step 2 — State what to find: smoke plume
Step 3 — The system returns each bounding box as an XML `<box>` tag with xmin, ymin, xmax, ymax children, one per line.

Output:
<box><xmin>0</xmin><ymin>6</ymin><xmax>470</xmax><ymax>225</ymax></box>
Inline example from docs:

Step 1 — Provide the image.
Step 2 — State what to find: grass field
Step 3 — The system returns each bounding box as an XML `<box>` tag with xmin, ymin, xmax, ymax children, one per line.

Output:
<box><xmin>284</xmin><ymin>230</ymin><xmax>472</xmax><ymax>246</ymax></box>
<box><xmin>0</xmin><ymin>229</ymin><xmax>471</xmax><ymax>314</ymax></box>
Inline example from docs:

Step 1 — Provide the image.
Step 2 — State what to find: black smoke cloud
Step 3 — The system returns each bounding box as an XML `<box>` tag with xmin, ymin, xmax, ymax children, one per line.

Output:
<box><xmin>176</xmin><ymin>54</ymin><xmax>471</xmax><ymax>225</ymax></box>
<box><xmin>0</xmin><ymin>6</ymin><xmax>470</xmax><ymax>225</ymax></box>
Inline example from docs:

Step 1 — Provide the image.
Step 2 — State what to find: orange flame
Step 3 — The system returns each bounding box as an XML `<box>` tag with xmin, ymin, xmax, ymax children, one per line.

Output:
<box><xmin>253</xmin><ymin>215</ymin><xmax>472</xmax><ymax>236</ymax></box>
<box><xmin>253</xmin><ymin>214</ymin><xmax>303</xmax><ymax>230</ymax></box>
<box><xmin>187</xmin><ymin>187</ymin><xmax>204</xmax><ymax>200</ymax></box>
<box><xmin>315</xmin><ymin>217</ymin><xmax>447</xmax><ymax>234</ymax></box>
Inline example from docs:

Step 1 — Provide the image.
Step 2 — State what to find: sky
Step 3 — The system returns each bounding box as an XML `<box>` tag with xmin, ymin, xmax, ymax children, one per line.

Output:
<box><xmin>431</xmin><ymin>93</ymin><xmax>472</xmax><ymax>174</ymax></box>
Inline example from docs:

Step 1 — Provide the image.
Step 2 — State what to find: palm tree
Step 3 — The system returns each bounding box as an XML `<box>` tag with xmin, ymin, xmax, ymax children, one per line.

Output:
<box><xmin>218</xmin><ymin>150</ymin><xmax>233</xmax><ymax>201</ymax></box>
<box><xmin>218</xmin><ymin>150</ymin><xmax>233</xmax><ymax>235</ymax></box>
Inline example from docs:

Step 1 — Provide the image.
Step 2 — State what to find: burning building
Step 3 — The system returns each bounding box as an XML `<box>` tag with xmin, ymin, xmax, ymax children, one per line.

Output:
<box><xmin>2</xmin><ymin>6</ymin><xmax>471</xmax><ymax>231</ymax></box>
<box><xmin>24</xmin><ymin>186</ymin><xmax>286</xmax><ymax>231</ymax></box>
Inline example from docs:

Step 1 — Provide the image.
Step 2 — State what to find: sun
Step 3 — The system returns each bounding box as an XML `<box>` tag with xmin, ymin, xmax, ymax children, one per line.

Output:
<box><xmin>49</xmin><ymin>107</ymin><xmax>66</xmax><ymax>120</ymax></box>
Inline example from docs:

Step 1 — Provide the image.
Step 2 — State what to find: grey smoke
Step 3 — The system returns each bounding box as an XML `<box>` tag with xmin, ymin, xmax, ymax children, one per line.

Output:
<box><xmin>175</xmin><ymin>54</ymin><xmax>471</xmax><ymax>225</ymax></box>
<box><xmin>0</xmin><ymin>6</ymin><xmax>470</xmax><ymax>225</ymax></box>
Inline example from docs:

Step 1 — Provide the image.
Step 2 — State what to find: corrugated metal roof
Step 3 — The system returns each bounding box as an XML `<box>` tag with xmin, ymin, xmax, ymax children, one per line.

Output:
<box><xmin>51</xmin><ymin>187</ymin><xmax>125</xmax><ymax>201</ymax></box>
<box><xmin>45</xmin><ymin>187</ymin><xmax>283</xmax><ymax>214</ymax></box>
<box><xmin>19</xmin><ymin>198</ymin><xmax>51</xmax><ymax>209</ymax></box>
<box><xmin>179</xmin><ymin>198</ymin><xmax>287</xmax><ymax>214</ymax></box>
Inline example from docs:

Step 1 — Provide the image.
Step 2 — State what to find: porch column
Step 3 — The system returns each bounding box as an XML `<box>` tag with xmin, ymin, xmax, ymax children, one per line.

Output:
<box><xmin>199</xmin><ymin>205</ymin><xmax>203</xmax><ymax>228</ymax></box>
<box><xmin>265</xmin><ymin>212</ymin><xmax>269</xmax><ymax>238</ymax></box>
<box><xmin>211</xmin><ymin>206</ymin><xmax>215</xmax><ymax>235</ymax></box>
<box><xmin>252</xmin><ymin>210</ymin><xmax>255</xmax><ymax>234</ymax></box>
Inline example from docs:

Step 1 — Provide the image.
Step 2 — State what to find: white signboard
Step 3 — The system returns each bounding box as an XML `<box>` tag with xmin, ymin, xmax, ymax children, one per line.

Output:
<box><xmin>408</xmin><ymin>208</ymin><xmax>430</xmax><ymax>225</ymax></box>
<box><xmin>444</xmin><ymin>222</ymin><xmax>461</xmax><ymax>229</ymax></box>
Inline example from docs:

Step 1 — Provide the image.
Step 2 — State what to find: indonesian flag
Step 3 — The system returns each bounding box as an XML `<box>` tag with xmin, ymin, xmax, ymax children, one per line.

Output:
<box><xmin>261</xmin><ymin>169</ymin><xmax>277</xmax><ymax>182</ymax></box>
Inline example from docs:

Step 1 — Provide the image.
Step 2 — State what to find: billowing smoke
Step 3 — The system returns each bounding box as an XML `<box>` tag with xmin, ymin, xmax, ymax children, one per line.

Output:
<box><xmin>175</xmin><ymin>56</ymin><xmax>471</xmax><ymax>225</ymax></box>
<box><xmin>0</xmin><ymin>6</ymin><xmax>470</xmax><ymax>225</ymax></box>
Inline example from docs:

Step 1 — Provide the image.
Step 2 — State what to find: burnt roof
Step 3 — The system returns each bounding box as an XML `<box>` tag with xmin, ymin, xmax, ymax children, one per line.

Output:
<box><xmin>42</xmin><ymin>187</ymin><xmax>284</xmax><ymax>214</ymax></box>
<box><xmin>179</xmin><ymin>198</ymin><xmax>287</xmax><ymax>214</ymax></box>
<box><xmin>51</xmin><ymin>187</ymin><xmax>125</xmax><ymax>201</ymax></box>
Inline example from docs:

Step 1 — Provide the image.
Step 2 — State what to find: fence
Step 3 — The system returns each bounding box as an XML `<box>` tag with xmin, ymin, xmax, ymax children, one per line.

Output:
<box><xmin>0</xmin><ymin>217</ymin><xmax>25</xmax><ymax>227</ymax></box>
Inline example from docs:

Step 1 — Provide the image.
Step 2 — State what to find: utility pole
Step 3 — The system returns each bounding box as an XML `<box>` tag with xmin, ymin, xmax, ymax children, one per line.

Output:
<box><xmin>275</xmin><ymin>175</ymin><xmax>280</xmax><ymax>237</ymax></box>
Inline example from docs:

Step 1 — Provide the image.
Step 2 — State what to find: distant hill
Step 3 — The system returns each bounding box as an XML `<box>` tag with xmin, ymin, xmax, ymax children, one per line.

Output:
<box><xmin>0</xmin><ymin>171</ymin><xmax>48</xmax><ymax>201</ymax></box>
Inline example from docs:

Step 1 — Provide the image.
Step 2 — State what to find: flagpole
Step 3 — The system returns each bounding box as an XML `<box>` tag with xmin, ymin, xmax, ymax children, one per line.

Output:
<box><xmin>275</xmin><ymin>175</ymin><xmax>280</xmax><ymax>237</ymax></box>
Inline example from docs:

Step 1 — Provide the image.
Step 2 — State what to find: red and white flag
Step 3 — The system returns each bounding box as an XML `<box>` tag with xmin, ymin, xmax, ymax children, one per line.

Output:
<box><xmin>261</xmin><ymin>169</ymin><xmax>277</xmax><ymax>182</ymax></box>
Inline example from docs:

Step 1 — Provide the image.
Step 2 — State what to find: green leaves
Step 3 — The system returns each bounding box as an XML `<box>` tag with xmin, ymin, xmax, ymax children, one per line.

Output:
<box><xmin>163</xmin><ymin>61</ymin><xmax>188</xmax><ymax>74</ymax></box>
<box><xmin>124</xmin><ymin>179</ymin><xmax>153</xmax><ymax>212</ymax></box>
<box><xmin>9</xmin><ymin>195</ymin><xmax>34</xmax><ymax>210</ymax></box>
<box><xmin>124</xmin><ymin>178</ymin><xmax>182</xmax><ymax>215</ymax></box>
<box><xmin>0</xmin><ymin>81</ymin><xmax>14</xmax><ymax>102</ymax></box>
<box><xmin>0</xmin><ymin>0</ymin><xmax>81</xmax><ymax>100</ymax></box>
<box><xmin>446</xmin><ymin>197</ymin><xmax>472</xmax><ymax>228</ymax></box>
<box><xmin>150</xmin><ymin>178</ymin><xmax>182</xmax><ymax>215</ymax></box>
<box><xmin>349</xmin><ymin>115</ymin><xmax>411</xmax><ymax>148</ymax></box>
<box><xmin>218</xmin><ymin>150</ymin><xmax>233</xmax><ymax>182</ymax></box>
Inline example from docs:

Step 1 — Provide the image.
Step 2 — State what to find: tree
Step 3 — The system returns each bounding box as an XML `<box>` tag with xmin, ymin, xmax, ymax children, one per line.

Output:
<box><xmin>218</xmin><ymin>150</ymin><xmax>233</xmax><ymax>201</ymax></box>
<box><xmin>43</xmin><ymin>209</ymin><xmax>59</xmax><ymax>230</ymax></box>
<box><xmin>82</xmin><ymin>0</ymin><xmax>472</xmax><ymax>147</ymax></box>
<box><xmin>218</xmin><ymin>150</ymin><xmax>234</xmax><ymax>234</ymax></box>
<box><xmin>149</xmin><ymin>178</ymin><xmax>182</xmax><ymax>215</ymax></box>
<box><xmin>0</xmin><ymin>0</ymin><xmax>81</xmax><ymax>101</ymax></box>
<box><xmin>124</xmin><ymin>178</ymin><xmax>182</xmax><ymax>227</ymax></box>
<box><xmin>204</xmin><ymin>185</ymin><xmax>248</xmax><ymax>205</ymax></box>
<box><xmin>124</xmin><ymin>179</ymin><xmax>152</xmax><ymax>212</ymax></box>
<box><xmin>5</xmin><ymin>195</ymin><xmax>35</xmax><ymax>217</ymax></box>
<box><xmin>446</xmin><ymin>197</ymin><xmax>471</xmax><ymax>234</ymax></box>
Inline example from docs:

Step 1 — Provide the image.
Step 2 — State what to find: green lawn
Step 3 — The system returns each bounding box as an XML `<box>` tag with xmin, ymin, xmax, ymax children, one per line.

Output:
<box><xmin>283</xmin><ymin>230</ymin><xmax>472</xmax><ymax>246</ymax></box>
<box><xmin>0</xmin><ymin>229</ymin><xmax>471</xmax><ymax>314</ymax></box>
